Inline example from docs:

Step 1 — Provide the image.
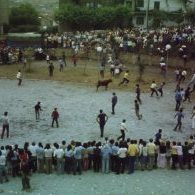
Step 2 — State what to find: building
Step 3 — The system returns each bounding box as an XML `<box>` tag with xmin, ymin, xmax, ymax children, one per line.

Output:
<box><xmin>59</xmin><ymin>0</ymin><xmax>191</xmax><ymax>30</ymax></box>
<box><xmin>0</xmin><ymin>0</ymin><xmax>9</xmax><ymax>35</ymax></box>
<box><xmin>125</xmin><ymin>0</ymin><xmax>187</xmax><ymax>27</ymax></box>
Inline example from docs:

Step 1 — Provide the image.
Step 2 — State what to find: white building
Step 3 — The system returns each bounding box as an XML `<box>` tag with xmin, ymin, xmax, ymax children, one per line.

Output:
<box><xmin>125</xmin><ymin>0</ymin><xmax>187</xmax><ymax>27</ymax></box>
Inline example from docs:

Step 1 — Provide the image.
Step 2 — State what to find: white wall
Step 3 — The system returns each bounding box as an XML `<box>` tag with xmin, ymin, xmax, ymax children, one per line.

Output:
<box><xmin>138</xmin><ymin>0</ymin><xmax>185</xmax><ymax>12</ymax></box>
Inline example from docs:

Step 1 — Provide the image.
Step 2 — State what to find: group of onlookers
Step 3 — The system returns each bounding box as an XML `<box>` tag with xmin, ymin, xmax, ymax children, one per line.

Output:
<box><xmin>0</xmin><ymin>47</ymin><xmax>24</xmax><ymax>65</ymax></box>
<box><xmin>1</xmin><ymin>134</ymin><xmax>195</xmax><ymax>186</ymax></box>
<box><xmin>43</xmin><ymin>25</ymin><xmax>195</xmax><ymax>56</ymax></box>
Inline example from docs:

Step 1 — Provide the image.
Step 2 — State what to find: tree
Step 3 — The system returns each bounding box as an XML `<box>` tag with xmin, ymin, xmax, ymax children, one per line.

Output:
<box><xmin>152</xmin><ymin>10</ymin><xmax>168</xmax><ymax>28</ymax></box>
<box><xmin>137</xmin><ymin>54</ymin><xmax>145</xmax><ymax>82</ymax></box>
<box><xmin>9</xmin><ymin>3</ymin><xmax>40</xmax><ymax>32</ymax></box>
<box><xmin>186</xmin><ymin>8</ymin><xmax>195</xmax><ymax>25</ymax></box>
<box><xmin>55</xmin><ymin>4</ymin><xmax>132</xmax><ymax>30</ymax></box>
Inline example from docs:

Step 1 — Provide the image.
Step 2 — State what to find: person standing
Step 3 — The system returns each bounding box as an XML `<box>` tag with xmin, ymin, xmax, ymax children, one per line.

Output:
<box><xmin>147</xmin><ymin>139</ymin><xmax>156</xmax><ymax>170</ymax></box>
<box><xmin>150</xmin><ymin>81</ymin><xmax>158</xmax><ymax>97</ymax></box>
<box><xmin>96</xmin><ymin>110</ymin><xmax>108</xmax><ymax>138</ymax></box>
<box><xmin>58</xmin><ymin>58</ymin><xmax>64</xmax><ymax>72</ymax></box>
<box><xmin>51</xmin><ymin>108</ymin><xmax>59</xmax><ymax>128</ymax></box>
<box><xmin>191</xmin><ymin>106</ymin><xmax>195</xmax><ymax>130</ymax></box>
<box><xmin>175</xmin><ymin>89</ymin><xmax>182</xmax><ymax>111</ymax></box>
<box><xmin>135</xmin><ymin>84</ymin><xmax>142</xmax><ymax>104</ymax></box>
<box><xmin>62</xmin><ymin>51</ymin><xmax>67</xmax><ymax>67</ymax></box>
<box><xmin>173</xmin><ymin>108</ymin><xmax>184</xmax><ymax>131</ymax></box>
<box><xmin>158</xmin><ymin>82</ymin><xmax>165</xmax><ymax>97</ymax></box>
<box><xmin>111</xmin><ymin>92</ymin><xmax>118</xmax><ymax>115</ymax></box>
<box><xmin>0</xmin><ymin>150</ymin><xmax>9</xmax><ymax>183</ymax></box>
<box><xmin>46</xmin><ymin>54</ymin><xmax>50</xmax><ymax>64</ymax></box>
<box><xmin>53</xmin><ymin>144</ymin><xmax>64</xmax><ymax>174</ymax></box>
<box><xmin>101</xmin><ymin>144</ymin><xmax>112</xmax><ymax>174</ymax></box>
<box><xmin>1</xmin><ymin>112</ymin><xmax>9</xmax><ymax>139</ymax></box>
<box><xmin>16</xmin><ymin>70</ymin><xmax>22</xmax><ymax>86</ymax></box>
<box><xmin>127</xmin><ymin>140</ymin><xmax>139</xmax><ymax>174</ymax></box>
<box><xmin>34</xmin><ymin>102</ymin><xmax>42</xmax><ymax>121</ymax></box>
<box><xmin>155</xmin><ymin>129</ymin><xmax>162</xmax><ymax>145</ymax></box>
<box><xmin>134</xmin><ymin>100</ymin><xmax>142</xmax><ymax>120</ymax></box>
<box><xmin>117</xmin><ymin>119</ymin><xmax>128</xmax><ymax>141</ymax></box>
<box><xmin>48</xmin><ymin>63</ymin><xmax>54</xmax><ymax>77</ymax></box>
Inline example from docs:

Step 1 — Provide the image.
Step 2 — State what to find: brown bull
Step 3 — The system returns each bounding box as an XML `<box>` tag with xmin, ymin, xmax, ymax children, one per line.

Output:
<box><xmin>96</xmin><ymin>79</ymin><xmax>112</xmax><ymax>91</ymax></box>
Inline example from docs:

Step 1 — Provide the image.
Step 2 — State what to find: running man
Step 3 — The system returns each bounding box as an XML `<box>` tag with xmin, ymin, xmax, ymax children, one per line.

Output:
<box><xmin>119</xmin><ymin>70</ymin><xmax>129</xmax><ymax>86</ymax></box>
<box><xmin>16</xmin><ymin>70</ymin><xmax>22</xmax><ymax>86</ymax></box>
<box><xmin>117</xmin><ymin>119</ymin><xmax>128</xmax><ymax>141</ymax></box>
<box><xmin>173</xmin><ymin>108</ymin><xmax>184</xmax><ymax>132</ymax></box>
<box><xmin>150</xmin><ymin>81</ymin><xmax>158</xmax><ymax>97</ymax></box>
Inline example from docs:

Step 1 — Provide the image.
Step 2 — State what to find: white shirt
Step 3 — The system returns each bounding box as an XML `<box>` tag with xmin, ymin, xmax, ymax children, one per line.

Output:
<box><xmin>176</xmin><ymin>145</ymin><xmax>183</xmax><ymax>156</ymax></box>
<box><xmin>142</xmin><ymin>146</ymin><xmax>148</xmax><ymax>156</ymax></box>
<box><xmin>117</xmin><ymin>148</ymin><xmax>127</xmax><ymax>158</ymax></box>
<box><xmin>29</xmin><ymin>145</ymin><xmax>38</xmax><ymax>157</ymax></box>
<box><xmin>120</xmin><ymin>122</ymin><xmax>127</xmax><ymax>131</ymax></box>
<box><xmin>54</xmin><ymin>148</ymin><xmax>64</xmax><ymax>159</ymax></box>
<box><xmin>182</xmin><ymin>70</ymin><xmax>187</xmax><ymax>76</ymax></box>
<box><xmin>150</xmin><ymin>83</ymin><xmax>157</xmax><ymax>89</ymax></box>
<box><xmin>1</xmin><ymin>115</ymin><xmax>9</xmax><ymax>125</ymax></box>
<box><xmin>0</xmin><ymin>155</ymin><xmax>6</xmax><ymax>166</ymax></box>
<box><xmin>16</xmin><ymin>72</ymin><xmax>21</xmax><ymax>79</ymax></box>
<box><xmin>44</xmin><ymin>149</ymin><xmax>53</xmax><ymax>158</ymax></box>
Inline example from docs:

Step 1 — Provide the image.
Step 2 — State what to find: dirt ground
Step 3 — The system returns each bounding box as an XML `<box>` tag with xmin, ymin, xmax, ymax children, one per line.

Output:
<box><xmin>0</xmin><ymin>78</ymin><xmax>195</xmax><ymax>195</ymax></box>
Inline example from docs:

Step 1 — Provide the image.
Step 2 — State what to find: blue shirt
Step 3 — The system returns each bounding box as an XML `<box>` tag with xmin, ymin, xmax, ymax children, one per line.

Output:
<box><xmin>101</xmin><ymin>145</ymin><xmax>112</xmax><ymax>159</ymax></box>
<box><xmin>74</xmin><ymin>146</ymin><xmax>83</xmax><ymax>159</ymax></box>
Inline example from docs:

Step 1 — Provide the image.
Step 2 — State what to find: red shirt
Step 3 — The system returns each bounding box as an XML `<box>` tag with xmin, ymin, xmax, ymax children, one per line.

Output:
<box><xmin>52</xmin><ymin>111</ymin><xmax>59</xmax><ymax>119</ymax></box>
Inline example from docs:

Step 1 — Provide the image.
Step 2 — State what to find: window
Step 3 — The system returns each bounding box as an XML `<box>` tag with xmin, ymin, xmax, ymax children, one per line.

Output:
<box><xmin>136</xmin><ymin>16</ymin><xmax>144</xmax><ymax>25</ymax></box>
<box><xmin>137</xmin><ymin>0</ymin><xmax>144</xmax><ymax>8</ymax></box>
<box><xmin>154</xmin><ymin>1</ymin><xmax>160</xmax><ymax>10</ymax></box>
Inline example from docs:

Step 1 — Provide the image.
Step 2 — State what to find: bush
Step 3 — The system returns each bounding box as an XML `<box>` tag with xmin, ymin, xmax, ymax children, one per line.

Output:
<box><xmin>55</xmin><ymin>4</ymin><xmax>132</xmax><ymax>30</ymax></box>
<box><xmin>9</xmin><ymin>3</ymin><xmax>40</xmax><ymax>33</ymax></box>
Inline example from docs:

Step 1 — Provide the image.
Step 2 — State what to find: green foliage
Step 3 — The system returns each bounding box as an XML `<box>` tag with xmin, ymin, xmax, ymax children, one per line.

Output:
<box><xmin>137</xmin><ymin>55</ymin><xmax>145</xmax><ymax>82</ymax></box>
<box><xmin>55</xmin><ymin>4</ymin><xmax>132</xmax><ymax>30</ymax></box>
<box><xmin>152</xmin><ymin>10</ymin><xmax>168</xmax><ymax>28</ymax></box>
<box><xmin>168</xmin><ymin>13</ymin><xmax>184</xmax><ymax>25</ymax></box>
<box><xmin>9</xmin><ymin>3</ymin><xmax>40</xmax><ymax>32</ymax></box>
<box><xmin>186</xmin><ymin>9</ymin><xmax>195</xmax><ymax>25</ymax></box>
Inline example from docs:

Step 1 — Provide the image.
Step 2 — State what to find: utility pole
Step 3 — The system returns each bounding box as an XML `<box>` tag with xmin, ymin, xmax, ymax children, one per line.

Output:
<box><xmin>146</xmin><ymin>0</ymin><xmax>150</xmax><ymax>32</ymax></box>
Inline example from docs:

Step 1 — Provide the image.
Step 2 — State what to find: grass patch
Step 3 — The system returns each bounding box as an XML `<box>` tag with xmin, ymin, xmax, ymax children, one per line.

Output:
<box><xmin>0</xmin><ymin>59</ymin><xmax>174</xmax><ymax>93</ymax></box>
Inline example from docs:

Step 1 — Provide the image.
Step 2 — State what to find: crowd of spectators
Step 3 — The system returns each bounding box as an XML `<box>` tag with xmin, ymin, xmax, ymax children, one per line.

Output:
<box><xmin>1</xmin><ymin>134</ymin><xmax>195</xmax><ymax>188</ymax></box>
<box><xmin>43</xmin><ymin>26</ymin><xmax>195</xmax><ymax>56</ymax></box>
<box><xmin>1</xmin><ymin>25</ymin><xmax>195</xmax><ymax>65</ymax></box>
